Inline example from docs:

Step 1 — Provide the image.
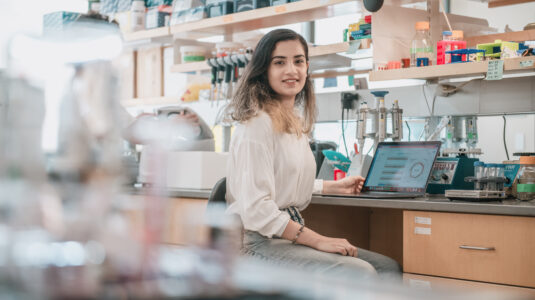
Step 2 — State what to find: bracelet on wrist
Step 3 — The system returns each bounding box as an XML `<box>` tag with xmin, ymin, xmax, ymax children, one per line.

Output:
<box><xmin>292</xmin><ymin>224</ymin><xmax>305</xmax><ymax>244</ymax></box>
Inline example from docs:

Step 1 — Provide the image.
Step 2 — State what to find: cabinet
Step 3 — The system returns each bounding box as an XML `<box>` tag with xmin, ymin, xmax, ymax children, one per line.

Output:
<box><xmin>125</xmin><ymin>195</ymin><xmax>209</xmax><ymax>246</ymax></box>
<box><xmin>403</xmin><ymin>210</ymin><xmax>535</xmax><ymax>288</ymax></box>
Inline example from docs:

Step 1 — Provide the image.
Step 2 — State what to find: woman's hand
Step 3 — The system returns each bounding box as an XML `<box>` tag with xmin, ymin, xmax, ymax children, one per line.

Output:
<box><xmin>323</xmin><ymin>176</ymin><xmax>365</xmax><ymax>195</ymax></box>
<box><xmin>282</xmin><ymin>221</ymin><xmax>358</xmax><ymax>257</ymax></box>
<box><xmin>314</xmin><ymin>237</ymin><xmax>358</xmax><ymax>257</ymax></box>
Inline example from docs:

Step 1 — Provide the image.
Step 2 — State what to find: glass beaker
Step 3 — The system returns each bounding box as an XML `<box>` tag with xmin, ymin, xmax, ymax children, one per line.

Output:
<box><xmin>516</xmin><ymin>164</ymin><xmax>535</xmax><ymax>201</ymax></box>
<box><xmin>486</xmin><ymin>163</ymin><xmax>497</xmax><ymax>191</ymax></box>
<box><xmin>474</xmin><ymin>161</ymin><xmax>485</xmax><ymax>190</ymax></box>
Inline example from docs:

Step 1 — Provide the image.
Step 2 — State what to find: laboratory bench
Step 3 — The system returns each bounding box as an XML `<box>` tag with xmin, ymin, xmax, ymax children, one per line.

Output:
<box><xmin>122</xmin><ymin>186</ymin><xmax>535</xmax><ymax>294</ymax></box>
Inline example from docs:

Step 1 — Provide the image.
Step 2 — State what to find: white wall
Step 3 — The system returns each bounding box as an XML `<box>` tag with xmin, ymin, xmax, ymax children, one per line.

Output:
<box><xmin>450</xmin><ymin>0</ymin><xmax>535</xmax><ymax>31</ymax></box>
<box><xmin>478</xmin><ymin>115</ymin><xmax>535</xmax><ymax>163</ymax></box>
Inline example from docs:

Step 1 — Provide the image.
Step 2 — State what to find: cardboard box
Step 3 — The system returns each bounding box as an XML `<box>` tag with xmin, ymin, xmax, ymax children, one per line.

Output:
<box><xmin>139</xmin><ymin>150</ymin><xmax>227</xmax><ymax>189</ymax></box>
<box><xmin>136</xmin><ymin>46</ymin><xmax>163</xmax><ymax>98</ymax></box>
<box><xmin>166</xmin><ymin>151</ymin><xmax>228</xmax><ymax>189</ymax></box>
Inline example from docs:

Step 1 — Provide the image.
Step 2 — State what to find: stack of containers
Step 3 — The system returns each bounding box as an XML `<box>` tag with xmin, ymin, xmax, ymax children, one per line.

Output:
<box><xmin>345</xmin><ymin>15</ymin><xmax>371</xmax><ymax>41</ymax></box>
<box><xmin>436</xmin><ymin>30</ymin><xmax>466</xmax><ymax>65</ymax></box>
<box><xmin>170</xmin><ymin>0</ymin><xmax>206</xmax><ymax>26</ymax></box>
<box><xmin>146</xmin><ymin>0</ymin><xmax>174</xmax><ymax>29</ymax></box>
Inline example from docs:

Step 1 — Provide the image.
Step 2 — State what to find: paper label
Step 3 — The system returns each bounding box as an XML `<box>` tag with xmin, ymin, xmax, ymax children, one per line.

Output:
<box><xmin>415</xmin><ymin>216</ymin><xmax>431</xmax><ymax>225</ymax></box>
<box><xmin>486</xmin><ymin>60</ymin><xmax>504</xmax><ymax>80</ymax></box>
<box><xmin>519</xmin><ymin>60</ymin><xmax>534</xmax><ymax>68</ymax></box>
<box><xmin>415</xmin><ymin>227</ymin><xmax>431</xmax><ymax>235</ymax></box>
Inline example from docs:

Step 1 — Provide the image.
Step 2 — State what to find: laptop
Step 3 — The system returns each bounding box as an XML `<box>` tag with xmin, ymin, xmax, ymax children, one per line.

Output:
<box><xmin>325</xmin><ymin>141</ymin><xmax>441</xmax><ymax>199</ymax></box>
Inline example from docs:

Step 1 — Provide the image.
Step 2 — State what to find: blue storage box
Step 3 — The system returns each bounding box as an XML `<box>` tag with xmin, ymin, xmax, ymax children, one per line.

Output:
<box><xmin>43</xmin><ymin>11</ymin><xmax>81</xmax><ymax>31</ymax></box>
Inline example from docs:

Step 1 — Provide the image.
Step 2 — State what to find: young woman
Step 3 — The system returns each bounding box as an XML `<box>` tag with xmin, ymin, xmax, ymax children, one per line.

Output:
<box><xmin>225</xmin><ymin>29</ymin><xmax>401</xmax><ymax>279</ymax></box>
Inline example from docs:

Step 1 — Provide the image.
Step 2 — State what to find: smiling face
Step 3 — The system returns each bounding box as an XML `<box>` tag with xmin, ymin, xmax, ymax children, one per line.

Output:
<box><xmin>267</xmin><ymin>39</ymin><xmax>309</xmax><ymax>105</ymax></box>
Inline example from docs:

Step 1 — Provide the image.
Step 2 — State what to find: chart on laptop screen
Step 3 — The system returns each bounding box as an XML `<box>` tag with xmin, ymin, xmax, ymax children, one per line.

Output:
<box><xmin>365</xmin><ymin>144</ymin><xmax>438</xmax><ymax>193</ymax></box>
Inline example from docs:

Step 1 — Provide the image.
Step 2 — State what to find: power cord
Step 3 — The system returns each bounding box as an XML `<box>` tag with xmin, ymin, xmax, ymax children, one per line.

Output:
<box><xmin>341</xmin><ymin>108</ymin><xmax>349</xmax><ymax>158</ymax></box>
<box><xmin>422</xmin><ymin>83</ymin><xmax>432</xmax><ymax>116</ymax></box>
<box><xmin>423</xmin><ymin>78</ymin><xmax>483</xmax><ymax>116</ymax></box>
<box><xmin>405</xmin><ymin>120</ymin><xmax>411</xmax><ymax>141</ymax></box>
<box><xmin>503</xmin><ymin>115</ymin><xmax>510</xmax><ymax>160</ymax></box>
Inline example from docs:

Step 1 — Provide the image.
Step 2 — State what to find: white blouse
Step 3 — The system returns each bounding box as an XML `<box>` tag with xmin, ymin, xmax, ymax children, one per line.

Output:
<box><xmin>226</xmin><ymin>111</ymin><xmax>323</xmax><ymax>238</ymax></box>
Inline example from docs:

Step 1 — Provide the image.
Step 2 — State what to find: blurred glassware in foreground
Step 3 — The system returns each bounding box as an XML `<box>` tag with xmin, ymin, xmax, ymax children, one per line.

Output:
<box><xmin>0</xmin><ymin>15</ymin><xmax>134</xmax><ymax>298</ymax></box>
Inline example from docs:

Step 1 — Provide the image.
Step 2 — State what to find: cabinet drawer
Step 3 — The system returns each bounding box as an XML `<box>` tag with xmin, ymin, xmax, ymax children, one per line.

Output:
<box><xmin>403</xmin><ymin>210</ymin><xmax>535</xmax><ymax>288</ymax></box>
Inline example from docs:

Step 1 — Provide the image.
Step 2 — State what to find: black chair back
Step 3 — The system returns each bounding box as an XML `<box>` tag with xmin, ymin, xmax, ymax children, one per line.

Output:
<box><xmin>208</xmin><ymin>177</ymin><xmax>227</xmax><ymax>206</ymax></box>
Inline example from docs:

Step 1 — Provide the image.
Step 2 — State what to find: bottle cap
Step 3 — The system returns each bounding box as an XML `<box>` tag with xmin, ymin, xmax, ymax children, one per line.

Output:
<box><xmin>451</xmin><ymin>30</ymin><xmax>464</xmax><ymax>40</ymax></box>
<box><xmin>415</xmin><ymin>21</ymin><xmax>430</xmax><ymax>30</ymax></box>
<box><xmin>474</xmin><ymin>161</ymin><xmax>485</xmax><ymax>166</ymax></box>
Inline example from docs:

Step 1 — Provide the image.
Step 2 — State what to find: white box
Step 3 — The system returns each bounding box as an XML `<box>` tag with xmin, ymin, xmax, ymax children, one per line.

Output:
<box><xmin>166</xmin><ymin>151</ymin><xmax>228</xmax><ymax>189</ymax></box>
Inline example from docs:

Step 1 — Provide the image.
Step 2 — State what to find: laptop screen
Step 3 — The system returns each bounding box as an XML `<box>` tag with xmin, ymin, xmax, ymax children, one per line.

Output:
<box><xmin>363</xmin><ymin>142</ymin><xmax>441</xmax><ymax>193</ymax></box>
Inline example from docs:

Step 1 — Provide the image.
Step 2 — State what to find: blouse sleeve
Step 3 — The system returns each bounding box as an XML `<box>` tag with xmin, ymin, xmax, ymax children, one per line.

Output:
<box><xmin>227</xmin><ymin>118</ymin><xmax>290</xmax><ymax>238</ymax></box>
<box><xmin>313</xmin><ymin>179</ymin><xmax>324</xmax><ymax>194</ymax></box>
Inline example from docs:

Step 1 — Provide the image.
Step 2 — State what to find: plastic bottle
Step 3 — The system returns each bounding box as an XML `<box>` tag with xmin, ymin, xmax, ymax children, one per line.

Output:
<box><xmin>442</xmin><ymin>31</ymin><xmax>452</xmax><ymax>41</ymax></box>
<box><xmin>410</xmin><ymin>21</ymin><xmax>433</xmax><ymax>67</ymax></box>
<box><xmin>450</xmin><ymin>30</ymin><xmax>467</xmax><ymax>61</ymax></box>
<box><xmin>378</xmin><ymin>98</ymin><xmax>386</xmax><ymax>141</ymax></box>
<box><xmin>131</xmin><ymin>0</ymin><xmax>146</xmax><ymax>31</ymax></box>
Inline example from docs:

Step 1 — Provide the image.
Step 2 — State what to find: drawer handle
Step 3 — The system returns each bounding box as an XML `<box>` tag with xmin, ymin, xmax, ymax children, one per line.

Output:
<box><xmin>459</xmin><ymin>245</ymin><xmax>495</xmax><ymax>251</ymax></box>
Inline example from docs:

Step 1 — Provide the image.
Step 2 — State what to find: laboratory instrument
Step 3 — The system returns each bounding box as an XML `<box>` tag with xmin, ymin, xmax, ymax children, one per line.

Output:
<box><xmin>355</xmin><ymin>90</ymin><xmax>403</xmax><ymax>154</ymax></box>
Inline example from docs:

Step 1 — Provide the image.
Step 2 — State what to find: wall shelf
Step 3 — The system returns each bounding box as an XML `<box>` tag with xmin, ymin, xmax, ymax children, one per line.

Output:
<box><xmin>369</xmin><ymin>57</ymin><xmax>535</xmax><ymax>81</ymax></box>
<box><xmin>170</xmin><ymin>0</ymin><xmax>361</xmax><ymax>39</ymax></box>
<box><xmin>121</xmin><ymin>97</ymin><xmax>183</xmax><ymax>107</ymax></box>
<box><xmin>170</xmin><ymin>41</ymin><xmax>372</xmax><ymax>74</ymax></box>
<box><xmin>170</xmin><ymin>61</ymin><xmax>211</xmax><ymax>73</ymax></box>
<box><xmin>123</xmin><ymin>27</ymin><xmax>170</xmax><ymax>42</ymax></box>
<box><xmin>465</xmin><ymin>29</ymin><xmax>535</xmax><ymax>47</ymax></box>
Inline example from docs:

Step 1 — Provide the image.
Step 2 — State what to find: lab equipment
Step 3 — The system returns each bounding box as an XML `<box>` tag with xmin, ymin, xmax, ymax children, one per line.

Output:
<box><xmin>516</xmin><ymin>164</ymin><xmax>535</xmax><ymax>201</ymax></box>
<box><xmin>350</xmin><ymin>91</ymin><xmax>403</xmax><ymax>177</ymax></box>
<box><xmin>131</xmin><ymin>0</ymin><xmax>146</xmax><ymax>31</ymax></box>
<box><xmin>180</xmin><ymin>45</ymin><xmax>207</xmax><ymax>63</ymax></box>
<box><xmin>446</xmin><ymin>49</ymin><xmax>486</xmax><ymax>63</ymax></box>
<box><xmin>445</xmin><ymin>161</ymin><xmax>509</xmax><ymax>201</ymax></box>
<box><xmin>355</xmin><ymin>91</ymin><xmax>403</xmax><ymax>154</ymax></box>
<box><xmin>437</xmin><ymin>31</ymin><xmax>467</xmax><ymax>65</ymax></box>
<box><xmin>427</xmin><ymin>153</ymin><xmax>479</xmax><ymax>194</ymax></box>
<box><xmin>512</xmin><ymin>152</ymin><xmax>535</xmax><ymax>201</ymax></box>
<box><xmin>206</xmin><ymin>0</ymin><xmax>234</xmax><ymax>17</ymax></box>
<box><xmin>410</xmin><ymin>21</ymin><xmax>433</xmax><ymax>67</ymax></box>
<box><xmin>443</xmin><ymin>116</ymin><xmax>479</xmax><ymax>152</ymax></box>
<box><xmin>233</xmin><ymin>0</ymin><xmax>270</xmax><ymax>12</ymax></box>
<box><xmin>476</xmin><ymin>40</ymin><xmax>520</xmax><ymax>61</ymax></box>
<box><xmin>474</xmin><ymin>161</ymin><xmax>485</xmax><ymax>190</ymax></box>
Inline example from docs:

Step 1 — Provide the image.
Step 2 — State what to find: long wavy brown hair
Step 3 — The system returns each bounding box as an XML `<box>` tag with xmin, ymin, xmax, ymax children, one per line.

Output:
<box><xmin>225</xmin><ymin>29</ymin><xmax>316</xmax><ymax>135</ymax></box>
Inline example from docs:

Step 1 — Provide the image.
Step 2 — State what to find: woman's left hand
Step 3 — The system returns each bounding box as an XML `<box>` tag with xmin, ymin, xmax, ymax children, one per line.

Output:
<box><xmin>323</xmin><ymin>176</ymin><xmax>365</xmax><ymax>195</ymax></box>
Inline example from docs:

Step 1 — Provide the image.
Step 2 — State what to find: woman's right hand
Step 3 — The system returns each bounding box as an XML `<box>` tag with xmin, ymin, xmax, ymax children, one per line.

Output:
<box><xmin>314</xmin><ymin>237</ymin><xmax>358</xmax><ymax>257</ymax></box>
